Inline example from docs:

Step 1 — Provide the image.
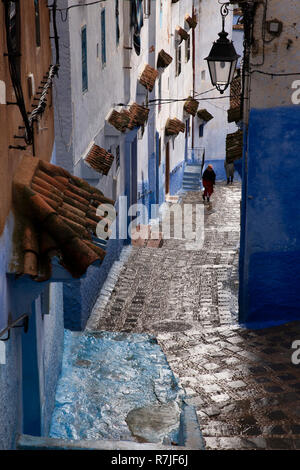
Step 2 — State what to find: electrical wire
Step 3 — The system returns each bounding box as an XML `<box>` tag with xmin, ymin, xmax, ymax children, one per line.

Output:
<box><xmin>4</xmin><ymin>1</ymin><xmax>32</xmax><ymax>144</ymax></box>
<box><xmin>29</xmin><ymin>1</ymin><xmax>60</xmax><ymax>128</ymax></box>
<box><xmin>48</xmin><ymin>1</ymin><xmax>108</xmax><ymax>22</ymax></box>
<box><xmin>249</xmin><ymin>70</ymin><xmax>300</xmax><ymax>77</ymax></box>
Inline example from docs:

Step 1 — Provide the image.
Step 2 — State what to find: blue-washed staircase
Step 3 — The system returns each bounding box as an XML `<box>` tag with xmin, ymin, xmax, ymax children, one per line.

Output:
<box><xmin>182</xmin><ymin>163</ymin><xmax>203</xmax><ymax>191</ymax></box>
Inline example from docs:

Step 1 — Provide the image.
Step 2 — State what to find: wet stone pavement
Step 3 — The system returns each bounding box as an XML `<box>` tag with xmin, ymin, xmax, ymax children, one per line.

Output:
<box><xmin>90</xmin><ymin>182</ymin><xmax>300</xmax><ymax>450</ymax></box>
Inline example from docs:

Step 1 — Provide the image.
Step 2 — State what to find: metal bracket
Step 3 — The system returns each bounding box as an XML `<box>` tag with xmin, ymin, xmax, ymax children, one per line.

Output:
<box><xmin>0</xmin><ymin>315</ymin><xmax>29</xmax><ymax>342</ymax></box>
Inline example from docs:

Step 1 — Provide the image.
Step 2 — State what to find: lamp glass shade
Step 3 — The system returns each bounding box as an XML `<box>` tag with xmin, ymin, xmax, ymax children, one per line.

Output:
<box><xmin>205</xmin><ymin>31</ymin><xmax>240</xmax><ymax>93</ymax></box>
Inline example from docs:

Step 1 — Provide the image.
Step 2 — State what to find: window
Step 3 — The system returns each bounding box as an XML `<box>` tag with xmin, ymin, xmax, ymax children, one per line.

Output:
<box><xmin>185</xmin><ymin>119</ymin><xmax>190</xmax><ymax>138</ymax></box>
<box><xmin>158</xmin><ymin>75</ymin><xmax>162</xmax><ymax>112</ymax></box>
<box><xmin>34</xmin><ymin>0</ymin><xmax>41</xmax><ymax>47</ymax></box>
<box><xmin>158</xmin><ymin>137</ymin><xmax>162</xmax><ymax>166</ymax></box>
<box><xmin>175</xmin><ymin>45</ymin><xmax>181</xmax><ymax>77</ymax></box>
<box><xmin>101</xmin><ymin>9</ymin><xmax>106</xmax><ymax>66</ymax></box>
<box><xmin>185</xmin><ymin>35</ymin><xmax>191</xmax><ymax>63</ymax></box>
<box><xmin>6</xmin><ymin>1</ymin><xmax>20</xmax><ymax>76</ymax></box>
<box><xmin>199</xmin><ymin>123</ymin><xmax>204</xmax><ymax>138</ymax></box>
<box><xmin>41</xmin><ymin>286</ymin><xmax>50</xmax><ymax>318</ymax></box>
<box><xmin>116</xmin><ymin>145</ymin><xmax>120</xmax><ymax>169</ymax></box>
<box><xmin>201</xmin><ymin>70</ymin><xmax>206</xmax><ymax>81</ymax></box>
<box><xmin>160</xmin><ymin>0</ymin><xmax>163</xmax><ymax>28</ymax></box>
<box><xmin>81</xmin><ymin>26</ymin><xmax>88</xmax><ymax>92</ymax></box>
<box><xmin>115</xmin><ymin>0</ymin><xmax>120</xmax><ymax>46</ymax></box>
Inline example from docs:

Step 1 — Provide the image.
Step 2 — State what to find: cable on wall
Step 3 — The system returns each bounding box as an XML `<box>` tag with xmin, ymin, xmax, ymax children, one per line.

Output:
<box><xmin>3</xmin><ymin>0</ymin><xmax>33</xmax><ymax>144</ymax></box>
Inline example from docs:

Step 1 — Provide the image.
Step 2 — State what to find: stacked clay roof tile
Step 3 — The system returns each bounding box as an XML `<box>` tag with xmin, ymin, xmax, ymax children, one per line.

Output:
<box><xmin>185</xmin><ymin>13</ymin><xmax>198</xmax><ymax>29</ymax></box>
<box><xmin>197</xmin><ymin>109</ymin><xmax>214</xmax><ymax>122</ymax></box>
<box><xmin>139</xmin><ymin>64</ymin><xmax>159</xmax><ymax>92</ymax></box>
<box><xmin>184</xmin><ymin>96</ymin><xmax>199</xmax><ymax>116</ymax></box>
<box><xmin>108</xmin><ymin>104</ymin><xmax>149</xmax><ymax>132</ymax></box>
<box><xmin>108</xmin><ymin>110</ymin><xmax>131</xmax><ymax>133</ymax></box>
<box><xmin>176</xmin><ymin>26</ymin><xmax>189</xmax><ymax>41</ymax></box>
<box><xmin>12</xmin><ymin>156</ymin><xmax>115</xmax><ymax>281</ymax></box>
<box><xmin>226</xmin><ymin>129</ymin><xmax>243</xmax><ymax>163</ymax></box>
<box><xmin>85</xmin><ymin>145</ymin><xmax>114</xmax><ymax>175</ymax></box>
<box><xmin>165</xmin><ymin>118</ymin><xmax>185</xmax><ymax>136</ymax></box>
<box><xmin>127</xmin><ymin>103</ymin><xmax>149</xmax><ymax>129</ymax></box>
<box><xmin>157</xmin><ymin>50</ymin><xmax>173</xmax><ymax>69</ymax></box>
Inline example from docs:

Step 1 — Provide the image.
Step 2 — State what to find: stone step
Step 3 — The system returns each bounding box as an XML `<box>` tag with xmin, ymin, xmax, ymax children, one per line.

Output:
<box><xmin>182</xmin><ymin>184</ymin><xmax>201</xmax><ymax>189</ymax></box>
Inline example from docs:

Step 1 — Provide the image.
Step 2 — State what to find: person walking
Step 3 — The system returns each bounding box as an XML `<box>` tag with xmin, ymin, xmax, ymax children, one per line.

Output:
<box><xmin>202</xmin><ymin>164</ymin><xmax>216</xmax><ymax>203</ymax></box>
<box><xmin>224</xmin><ymin>160</ymin><xmax>234</xmax><ymax>185</ymax></box>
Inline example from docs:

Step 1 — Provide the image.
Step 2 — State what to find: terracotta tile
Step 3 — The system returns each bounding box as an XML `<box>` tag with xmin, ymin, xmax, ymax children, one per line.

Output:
<box><xmin>31</xmin><ymin>182</ymin><xmax>63</xmax><ymax>204</ymax></box>
<box><xmin>184</xmin><ymin>96</ymin><xmax>199</xmax><ymax>116</ymax></box>
<box><xmin>67</xmin><ymin>182</ymin><xmax>92</xmax><ymax>201</ymax></box>
<box><xmin>157</xmin><ymin>49</ymin><xmax>173</xmax><ymax>69</ymax></box>
<box><xmin>165</xmin><ymin>118</ymin><xmax>185</xmax><ymax>136</ymax></box>
<box><xmin>64</xmin><ymin>189</ymin><xmax>90</xmax><ymax>208</ymax></box>
<box><xmin>85</xmin><ymin>144</ymin><xmax>114</xmax><ymax>175</ymax></box>
<box><xmin>32</xmin><ymin>175</ymin><xmax>62</xmax><ymax>198</ymax></box>
<box><xmin>29</xmin><ymin>193</ymin><xmax>56</xmax><ymax>223</ymax></box>
<box><xmin>39</xmin><ymin>159</ymin><xmax>70</xmax><ymax>178</ymax></box>
<box><xmin>61</xmin><ymin>202</ymin><xmax>86</xmax><ymax>219</ymax></box>
<box><xmin>60</xmin><ymin>237</ymin><xmax>102</xmax><ymax>278</ymax></box>
<box><xmin>35</xmin><ymin>169</ymin><xmax>66</xmax><ymax>192</ymax></box>
<box><xmin>60</xmin><ymin>216</ymin><xmax>91</xmax><ymax>240</ymax></box>
<box><xmin>40</xmin><ymin>231</ymin><xmax>58</xmax><ymax>256</ymax></box>
<box><xmin>176</xmin><ymin>26</ymin><xmax>189</xmax><ymax>41</ymax></box>
<box><xmin>197</xmin><ymin>109</ymin><xmax>214</xmax><ymax>122</ymax></box>
<box><xmin>139</xmin><ymin>64</ymin><xmax>158</xmax><ymax>92</ymax></box>
<box><xmin>13</xmin><ymin>156</ymin><xmax>112</xmax><ymax>280</ymax></box>
<box><xmin>23</xmin><ymin>251</ymin><xmax>38</xmax><ymax>277</ymax></box>
<box><xmin>185</xmin><ymin>13</ymin><xmax>198</xmax><ymax>29</ymax></box>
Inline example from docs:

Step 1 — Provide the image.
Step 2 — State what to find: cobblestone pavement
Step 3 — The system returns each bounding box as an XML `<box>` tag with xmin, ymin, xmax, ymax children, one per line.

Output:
<box><xmin>91</xmin><ymin>182</ymin><xmax>300</xmax><ymax>450</ymax></box>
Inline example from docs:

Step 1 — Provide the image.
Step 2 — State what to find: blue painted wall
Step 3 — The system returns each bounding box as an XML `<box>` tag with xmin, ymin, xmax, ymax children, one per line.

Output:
<box><xmin>22</xmin><ymin>305</ymin><xmax>41</xmax><ymax>436</ymax></box>
<box><xmin>0</xmin><ymin>330</ymin><xmax>21</xmax><ymax>450</ymax></box>
<box><xmin>201</xmin><ymin>159</ymin><xmax>242</xmax><ymax>182</ymax></box>
<box><xmin>170</xmin><ymin>161</ymin><xmax>184</xmax><ymax>196</ymax></box>
<box><xmin>63</xmin><ymin>226</ymin><xmax>125</xmax><ymax>331</ymax></box>
<box><xmin>38</xmin><ymin>283</ymin><xmax>64</xmax><ymax>436</ymax></box>
<box><xmin>0</xmin><ymin>146</ymin><xmax>65</xmax><ymax>448</ymax></box>
<box><xmin>239</xmin><ymin>106</ymin><xmax>300</xmax><ymax>327</ymax></box>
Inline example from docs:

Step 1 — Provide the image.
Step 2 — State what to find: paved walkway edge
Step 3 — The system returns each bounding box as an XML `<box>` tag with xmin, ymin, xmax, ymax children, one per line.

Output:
<box><xmin>86</xmin><ymin>246</ymin><xmax>133</xmax><ymax>331</ymax></box>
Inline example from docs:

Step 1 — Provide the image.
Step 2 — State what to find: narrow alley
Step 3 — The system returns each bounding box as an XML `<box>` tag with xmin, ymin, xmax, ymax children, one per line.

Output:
<box><xmin>88</xmin><ymin>182</ymin><xmax>300</xmax><ymax>450</ymax></box>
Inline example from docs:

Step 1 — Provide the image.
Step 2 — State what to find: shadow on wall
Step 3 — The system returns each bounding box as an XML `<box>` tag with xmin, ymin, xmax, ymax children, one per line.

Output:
<box><xmin>203</xmin><ymin>159</ymin><xmax>242</xmax><ymax>181</ymax></box>
<box><xmin>63</xmin><ymin>236</ymin><xmax>124</xmax><ymax>331</ymax></box>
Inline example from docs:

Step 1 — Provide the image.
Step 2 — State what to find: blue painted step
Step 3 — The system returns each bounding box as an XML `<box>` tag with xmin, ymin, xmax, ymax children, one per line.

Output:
<box><xmin>182</xmin><ymin>164</ymin><xmax>202</xmax><ymax>191</ymax></box>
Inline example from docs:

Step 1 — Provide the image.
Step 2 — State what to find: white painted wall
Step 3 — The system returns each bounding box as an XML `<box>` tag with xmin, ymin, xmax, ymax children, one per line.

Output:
<box><xmin>247</xmin><ymin>0</ymin><xmax>300</xmax><ymax>110</ymax></box>
<box><xmin>155</xmin><ymin>0</ymin><xmax>195</xmax><ymax>175</ymax></box>
<box><xmin>194</xmin><ymin>0</ymin><xmax>236</xmax><ymax>161</ymax></box>
<box><xmin>54</xmin><ymin>0</ymin><xmax>127</xmax><ymax>200</ymax></box>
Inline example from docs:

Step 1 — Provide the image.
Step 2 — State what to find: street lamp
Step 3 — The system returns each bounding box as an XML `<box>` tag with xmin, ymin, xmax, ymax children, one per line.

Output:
<box><xmin>205</xmin><ymin>3</ymin><xmax>240</xmax><ymax>94</ymax></box>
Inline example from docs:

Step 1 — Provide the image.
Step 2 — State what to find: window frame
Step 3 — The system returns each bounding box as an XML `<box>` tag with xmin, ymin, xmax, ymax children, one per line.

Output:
<box><xmin>34</xmin><ymin>0</ymin><xmax>41</xmax><ymax>47</ymax></box>
<box><xmin>115</xmin><ymin>0</ymin><xmax>120</xmax><ymax>46</ymax></box>
<box><xmin>185</xmin><ymin>35</ymin><xmax>191</xmax><ymax>63</ymax></box>
<box><xmin>101</xmin><ymin>8</ymin><xmax>107</xmax><ymax>67</ymax></box>
<box><xmin>175</xmin><ymin>44</ymin><xmax>181</xmax><ymax>77</ymax></box>
<box><xmin>199</xmin><ymin>123</ymin><xmax>204</xmax><ymax>138</ymax></box>
<box><xmin>81</xmin><ymin>25</ymin><xmax>88</xmax><ymax>92</ymax></box>
<box><xmin>116</xmin><ymin>145</ymin><xmax>120</xmax><ymax>169</ymax></box>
